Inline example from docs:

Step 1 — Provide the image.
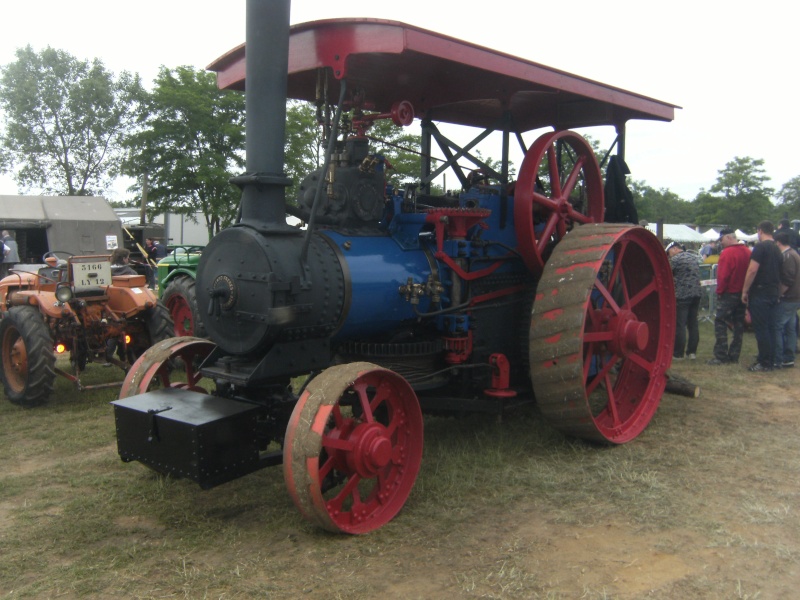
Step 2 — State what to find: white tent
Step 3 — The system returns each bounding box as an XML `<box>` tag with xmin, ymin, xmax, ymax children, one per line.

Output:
<box><xmin>645</xmin><ymin>223</ymin><xmax>708</xmax><ymax>243</ymax></box>
<box><xmin>701</xmin><ymin>228</ymin><xmax>720</xmax><ymax>241</ymax></box>
<box><xmin>735</xmin><ymin>229</ymin><xmax>758</xmax><ymax>242</ymax></box>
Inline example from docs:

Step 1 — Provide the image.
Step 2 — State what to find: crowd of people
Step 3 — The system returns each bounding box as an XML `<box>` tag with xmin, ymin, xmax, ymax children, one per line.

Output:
<box><xmin>668</xmin><ymin>219</ymin><xmax>800</xmax><ymax>372</ymax></box>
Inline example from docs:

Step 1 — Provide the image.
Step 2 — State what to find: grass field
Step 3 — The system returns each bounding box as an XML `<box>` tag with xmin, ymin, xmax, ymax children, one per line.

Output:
<box><xmin>1</xmin><ymin>322</ymin><xmax>798</xmax><ymax>599</ymax></box>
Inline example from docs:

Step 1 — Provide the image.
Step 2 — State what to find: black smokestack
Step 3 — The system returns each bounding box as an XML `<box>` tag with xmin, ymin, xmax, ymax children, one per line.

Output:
<box><xmin>235</xmin><ymin>0</ymin><xmax>292</xmax><ymax>231</ymax></box>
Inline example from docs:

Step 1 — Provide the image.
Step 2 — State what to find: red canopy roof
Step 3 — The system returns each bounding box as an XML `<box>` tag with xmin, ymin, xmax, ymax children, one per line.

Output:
<box><xmin>208</xmin><ymin>18</ymin><xmax>677</xmax><ymax>132</ymax></box>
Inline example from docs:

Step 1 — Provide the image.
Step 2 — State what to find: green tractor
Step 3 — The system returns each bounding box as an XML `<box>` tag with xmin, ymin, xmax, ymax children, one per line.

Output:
<box><xmin>157</xmin><ymin>246</ymin><xmax>205</xmax><ymax>337</ymax></box>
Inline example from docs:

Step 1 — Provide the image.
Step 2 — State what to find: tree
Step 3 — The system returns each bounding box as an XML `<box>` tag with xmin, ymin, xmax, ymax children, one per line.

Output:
<box><xmin>366</xmin><ymin>118</ymin><xmax>423</xmax><ymax>187</ymax></box>
<box><xmin>122</xmin><ymin>66</ymin><xmax>245</xmax><ymax>239</ymax></box>
<box><xmin>693</xmin><ymin>157</ymin><xmax>774</xmax><ymax>230</ymax></box>
<box><xmin>0</xmin><ymin>46</ymin><xmax>143</xmax><ymax>196</ymax></box>
<box><xmin>284</xmin><ymin>100</ymin><xmax>323</xmax><ymax>204</ymax></box>
<box><xmin>776</xmin><ymin>175</ymin><xmax>800</xmax><ymax>216</ymax></box>
<box><xmin>631</xmin><ymin>180</ymin><xmax>695</xmax><ymax>223</ymax></box>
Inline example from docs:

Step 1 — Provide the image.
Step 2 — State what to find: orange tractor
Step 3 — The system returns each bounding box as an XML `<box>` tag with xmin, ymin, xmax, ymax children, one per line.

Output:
<box><xmin>0</xmin><ymin>251</ymin><xmax>173</xmax><ymax>406</ymax></box>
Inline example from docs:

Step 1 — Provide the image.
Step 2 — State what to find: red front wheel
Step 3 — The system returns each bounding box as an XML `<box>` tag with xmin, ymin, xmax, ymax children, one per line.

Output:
<box><xmin>283</xmin><ymin>362</ymin><xmax>423</xmax><ymax>533</ymax></box>
<box><xmin>119</xmin><ymin>337</ymin><xmax>215</xmax><ymax>398</ymax></box>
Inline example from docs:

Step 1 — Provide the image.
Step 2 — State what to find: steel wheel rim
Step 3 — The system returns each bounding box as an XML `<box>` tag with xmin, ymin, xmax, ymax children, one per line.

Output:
<box><xmin>530</xmin><ymin>224</ymin><xmax>674</xmax><ymax>443</ymax></box>
<box><xmin>119</xmin><ymin>337</ymin><xmax>215</xmax><ymax>398</ymax></box>
<box><xmin>284</xmin><ymin>362</ymin><xmax>424</xmax><ymax>533</ymax></box>
<box><xmin>514</xmin><ymin>131</ymin><xmax>604</xmax><ymax>274</ymax></box>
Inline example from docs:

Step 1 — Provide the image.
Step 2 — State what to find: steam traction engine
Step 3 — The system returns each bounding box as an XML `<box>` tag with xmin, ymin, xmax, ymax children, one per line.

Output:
<box><xmin>112</xmin><ymin>1</ymin><xmax>678</xmax><ymax>533</ymax></box>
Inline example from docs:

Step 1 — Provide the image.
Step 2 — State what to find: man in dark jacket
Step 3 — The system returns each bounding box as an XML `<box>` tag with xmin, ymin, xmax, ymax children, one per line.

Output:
<box><xmin>742</xmin><ymin>220</ymin><xmax>783</xmax><ymax>371</ymax></box>
<box><xmin>776</xmin><ymin>219</ymin><xmax>799</xmax><ymax>250</ymax></box>
<box><xmin>773</xmin><ymin>231</ymin><xmax>800</xmax><ymax>368</ymax></box>
<box><xmin>144</xmin><ymin>238</ymin><xmax>158</xmax><ymax>288</ymax></box>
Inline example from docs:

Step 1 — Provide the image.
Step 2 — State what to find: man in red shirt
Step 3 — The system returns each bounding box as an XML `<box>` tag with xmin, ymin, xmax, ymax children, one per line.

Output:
<box><xmin>708</xmin><ymin>228</ymin><xmax>752</xmax><ymax>365</ymax></box>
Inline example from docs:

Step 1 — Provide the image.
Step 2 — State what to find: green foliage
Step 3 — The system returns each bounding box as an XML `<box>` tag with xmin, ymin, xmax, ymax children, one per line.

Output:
<box><xmin>282</xmin><ymin>102</ymin><xmax>424</xmax><ymax>204</ymax></box>
<box><xmin>367</xmin><ymin>118</ymin><xmax>423</xmax><ymax>187</ymax></box>
<box><xmin>0</xmin><ymin>45</ymin><xmax>144</xmax><ymax>195</ymax></box>
<box><xmin>776</xmin><ymin>175</ymin><xmax>800</xmax><ymax>216</ymax></box>
<box><xmin>693</xmin><ymin>157</ymin><xmax>774</xmax><ymax>229</ymax></box>
<box><xmin>122</xmin><ymin>66</ymin><xmax>245</xmax><ymax>239</ymax></box>
<box><xmin>282</xmin><ymin>101</ymin><xmax>423</xmax><ymax>202</ymax></box>
<box><xmin>284</xmin><ymin>101</ymin><xmax>323</xmax><ymax>203</ymax></box>
<box><xmin>632</xmin><ymin>180</ymin><xmax>695</xmax><ymax>224</ymax></box>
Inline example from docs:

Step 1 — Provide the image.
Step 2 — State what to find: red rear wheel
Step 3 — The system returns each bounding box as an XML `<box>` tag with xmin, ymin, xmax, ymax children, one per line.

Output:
<box><xmin>119</xmin><ymin>337</ymin><xmax>215</xmax><ymax>398</ymax></box>
<box><xmin>166</xmin><ymin>294</ymin><xmax>194</xmax><ymax>337</ymax></box>
<box><xmin>162</xmin><ymin>276</ymin><xmax>206</xmax><ymax>338</ymax></box>
<box><xmin>284</xmin><ymin>362</ymin><xmax>423</xmax><ymax>533</ymax></box>
<box><xmin>514</xmin><ymin>130</ymin><xmax>604</xmax><ymax>274</ymax></box>
<box><xmin>529</xmin><ymin>224</ymin><xmax>674</xmax><ymax>443</ymax></box>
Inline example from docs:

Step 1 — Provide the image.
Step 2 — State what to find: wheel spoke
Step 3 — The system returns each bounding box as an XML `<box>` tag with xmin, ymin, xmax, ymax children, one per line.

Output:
<box><xmin>538</xmin><ymin>212</ymin><xmax>560</xmax><ymax>251</ymax></box>
<box><xmin>546</xmin><ymin>146</ymin><xmax>562</xmax><ymax>197</ymax></box>
<box><xmin>583</xmin><ymin>331</ymin><xmax>615</xmax><ymax>343</ymax></box>
<box><xmin>608</xmin><ymin>242</ymin><xmax>631</xmax><ymax>307</ymax></box>
<box><xmin>608</xmin><ymin>241</ymin><xmax>628</xmax><ymax>289</ymax></box>
<box><xmin>625</xmin><ymin>351</ymin><xmax>654</xmax><ymax>372</ymax></box>
<box><xmin>327</xmin><ymin>472</ymin><xmax>363</xmax><ymax>513</ymax></box>
<box><xmin>321</xmin><ymin>435</ymin><xmax>355</xmax><ymax>452</ymax></box>
<box><xmin>603</xmin><ymin>373</ymin><xmax>621</xmax><ymax>426</ymax></box>
<box><xmin>560</xmin><ymin>156</ymin><xmax>586</xmax><ymax>200</ymax></box>
<box><xmin>331</xmin><ymin>403</ymin><xmax>345</xmax><ymax>428</ymax></box>
<box><xmin>585</xmin><ymin>353</ymin><xmax>620</xmax><ymax>395</ymax></box>
<box><xmin>353</xmin><ymin>381</ymin><xmax>375</xmax><ymax>422</ymax></box>
<box><xmin>567</xmin><ymin>207</ymin><xmax>594</xmax><ymax>224</ymax></box>
<box><xmin>532</xmin><ymin>191</ymin><xmax>559</xmax><ymax>211</ymax></box>
<box><xmin>627</xmin><ymin>280</ymin><xmax>658</xmax><ymax>310</ymax></box>
<box><xmin>319</xmin><ymin>452</ymin><xmax>336</xmax><ymax>480</ymax></box>
<box><xmin>593</xmin><ymin>278</ymin><xmax>622</xmax><ymax>314</ymax></box>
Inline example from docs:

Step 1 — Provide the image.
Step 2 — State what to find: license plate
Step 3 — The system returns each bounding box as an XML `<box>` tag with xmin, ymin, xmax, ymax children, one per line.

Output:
<box><xmin>72</xmin><ymin>261</ymin><xmax>112</xmax><ymax>289</ymax></box>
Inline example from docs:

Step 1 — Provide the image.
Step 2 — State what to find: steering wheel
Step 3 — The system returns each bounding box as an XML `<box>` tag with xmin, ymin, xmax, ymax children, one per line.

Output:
<box><xmin>43</xmin><ymin>251</ymin><xmax>75</xmax><ymax>262</ymax></box>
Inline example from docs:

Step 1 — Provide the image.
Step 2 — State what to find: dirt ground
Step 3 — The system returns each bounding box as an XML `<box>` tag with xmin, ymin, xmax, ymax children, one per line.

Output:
<box><xmin>1</xmin><ymin>340</ymin><xmax>799</xmax><ymax>599</ymax></box>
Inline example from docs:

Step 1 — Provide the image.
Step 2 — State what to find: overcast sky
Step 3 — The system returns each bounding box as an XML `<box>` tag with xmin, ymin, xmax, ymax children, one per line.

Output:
<box><xmin>1</xmin><ymin>1</ymin><xmax>796</xmax><ymax>206</ymax></box>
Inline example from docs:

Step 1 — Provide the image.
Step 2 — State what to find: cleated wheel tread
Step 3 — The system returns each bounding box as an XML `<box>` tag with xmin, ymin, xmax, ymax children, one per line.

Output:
<box><xmin>530</xmin><ymin>223</ymin><xmax>674</xmax><ymax>443</ymax></box>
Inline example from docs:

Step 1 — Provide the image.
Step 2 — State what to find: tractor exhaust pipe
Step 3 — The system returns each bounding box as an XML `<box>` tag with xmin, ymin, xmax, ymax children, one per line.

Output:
<box><xmin>232</xmin><ymin>0</ymin><xmax>293</xmax><ymax>232</ymax></box>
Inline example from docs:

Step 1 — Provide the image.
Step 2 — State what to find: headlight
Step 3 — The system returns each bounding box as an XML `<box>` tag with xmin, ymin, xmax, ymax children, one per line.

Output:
<box><xmin>55</xmin><ymin>284</ymin><xmax>73</xmax><ymax>303</ymax></box>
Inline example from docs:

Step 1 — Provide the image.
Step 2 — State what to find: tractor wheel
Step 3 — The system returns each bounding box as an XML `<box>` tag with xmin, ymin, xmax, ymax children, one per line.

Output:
<box><xmin>162</xmin><ymin>276</ymin><xmax>206</xmax><ymax>338</ymax></box>
<box><xmin>0</xmin><ymin>306</ymin><xmax>56</xmax><ymax>407</ymax></box>
<box><xmin>283</xmin><ymin>362</ymin><xmax>424</xmax><ymax>533</ymax></box>
<box><xmin>529</xmin><ymin>224</ymin><xmax>674</xmax><ymax>444</ymax></box>
<box><xmin>124</xmin><ymin>301</ymin><xmax>175</xmax><ymax>363</ymax></box>
<box><xmin>514</xmin><ymin>130</ymin><xmax>604</xmax><ymax>274</ymax></box>
<box><xmin>146</xmin><ymin>301</ymin><xmax>174</xmax><ymax>345</ymax></box>
<box><xmin>119</xmin><ymin>336</ymin><xmax>215</xmax><ymax>398</ymax></box>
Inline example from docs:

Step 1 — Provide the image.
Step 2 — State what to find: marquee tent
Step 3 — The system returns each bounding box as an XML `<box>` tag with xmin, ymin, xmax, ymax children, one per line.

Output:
<box><xmin>645</xmin><ymin>223</ymin><xmax>708</xmax><ymax>243</ymax></box>
<box><xmin>735</xmin><ymin>229</ymin><xmax>758</xmax><ymax>242</ymax></box>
